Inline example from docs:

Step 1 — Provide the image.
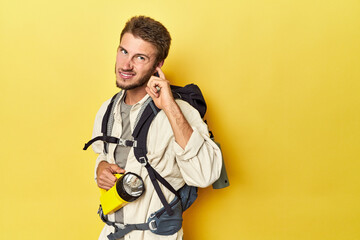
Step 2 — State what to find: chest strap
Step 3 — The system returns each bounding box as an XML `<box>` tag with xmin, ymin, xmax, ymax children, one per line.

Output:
<box><xmin>83</xmin><ymin>136</ymin><xmax>135</xmax><ymax>150</ymax></box>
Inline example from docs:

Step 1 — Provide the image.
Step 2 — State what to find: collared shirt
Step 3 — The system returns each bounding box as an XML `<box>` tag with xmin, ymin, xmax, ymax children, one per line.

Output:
<box><xmin>91</xmin><ymin>91</ymin><xmax>222</xmax><ymax>240</ymax></box>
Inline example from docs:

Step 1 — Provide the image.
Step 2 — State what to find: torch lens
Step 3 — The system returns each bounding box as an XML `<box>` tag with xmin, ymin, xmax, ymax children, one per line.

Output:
<box><xmin>122</xmin><ymin>173</ymin><xmax>144</xmax><ymax>197</ymax></box>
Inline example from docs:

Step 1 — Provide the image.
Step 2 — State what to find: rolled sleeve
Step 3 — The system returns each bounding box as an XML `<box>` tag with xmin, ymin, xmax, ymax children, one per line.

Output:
<box><xmin>173</xmin><ymin>127</ymin><xmax>205</xmax><ymax>160</ymax></box>
<box><xmin>173</xmin><ymin>123</ymin><xmax>222</xmax><ymax>188</ymax></box>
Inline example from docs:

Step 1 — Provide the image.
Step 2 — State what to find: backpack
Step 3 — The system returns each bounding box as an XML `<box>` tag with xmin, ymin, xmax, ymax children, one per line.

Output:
<box><xmin>83</xmin><ymin>84</ymin><xmax>229</xmax><ymax>239</ymax></box>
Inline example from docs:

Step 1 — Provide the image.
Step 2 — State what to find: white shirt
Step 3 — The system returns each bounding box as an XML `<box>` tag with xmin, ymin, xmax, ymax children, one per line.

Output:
<box><xmin>91</xmin><ymin>91</ymin><xmax>222</xmax><ymax>240</ymax></box>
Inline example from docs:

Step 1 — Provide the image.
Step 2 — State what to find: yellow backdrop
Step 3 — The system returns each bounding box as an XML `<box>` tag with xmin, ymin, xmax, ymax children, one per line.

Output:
<box><xmin>1</xmin><ymin>0</ymin><xmax>359</xmax><ymax>239</ymax></box>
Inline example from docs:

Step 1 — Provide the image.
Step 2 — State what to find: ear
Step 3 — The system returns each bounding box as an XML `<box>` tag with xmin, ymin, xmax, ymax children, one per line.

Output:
<box><xmin>157</xmin><ymin>60</ymin><xmax>164</xmax><ymax>68</ymax></box>
<box><xmin>152</xmin><ymin>60</ymin><xmax>164</xmax><ymax>76</ymax></box>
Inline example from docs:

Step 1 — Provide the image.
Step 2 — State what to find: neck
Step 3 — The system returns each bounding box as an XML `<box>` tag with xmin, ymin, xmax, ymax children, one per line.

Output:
<box><xmin>124</xmin><ymin>85</ymin><xmax>147</xmax><ymax>105</ymax></box>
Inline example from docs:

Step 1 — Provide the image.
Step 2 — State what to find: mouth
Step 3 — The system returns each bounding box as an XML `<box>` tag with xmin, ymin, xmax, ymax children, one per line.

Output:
<box><xmin>119</xmin><ymin>71</ymin><xmax>136</xmax><ymax>79</ymax></box>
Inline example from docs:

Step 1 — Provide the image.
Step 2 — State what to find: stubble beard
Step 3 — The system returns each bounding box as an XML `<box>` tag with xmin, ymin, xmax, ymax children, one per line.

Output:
<box><xmin>116</xmin><ymin>65</ymin><xmax>156</xmax><ymax>90</ymax></box>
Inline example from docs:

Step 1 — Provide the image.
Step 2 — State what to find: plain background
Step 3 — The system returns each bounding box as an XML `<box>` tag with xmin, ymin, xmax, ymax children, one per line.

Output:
<box><xmin>1</xmin><ymin>0</ymin><xmax>359</xmax><ymax>239</ymax></box>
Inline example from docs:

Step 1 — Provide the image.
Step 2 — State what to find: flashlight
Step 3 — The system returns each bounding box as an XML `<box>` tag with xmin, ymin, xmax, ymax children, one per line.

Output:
<box><xmin>99</xmin><ymin>172</ymin><xmax>145</xmax><ymax>215</ymax></box>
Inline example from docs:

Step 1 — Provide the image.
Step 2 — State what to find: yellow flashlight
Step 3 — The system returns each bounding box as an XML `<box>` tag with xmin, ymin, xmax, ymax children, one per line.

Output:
<box><xmin>99</xmin><ymin>172</ymin><xmax>145</xmax><ymax>215</ymax></box>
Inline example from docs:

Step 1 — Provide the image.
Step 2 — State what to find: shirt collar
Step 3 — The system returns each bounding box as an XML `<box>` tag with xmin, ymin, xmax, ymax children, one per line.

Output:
<box><xmin>113</xmin><ymin>90</ymin><xmax>151</xmax><ymax>116</ymax></box>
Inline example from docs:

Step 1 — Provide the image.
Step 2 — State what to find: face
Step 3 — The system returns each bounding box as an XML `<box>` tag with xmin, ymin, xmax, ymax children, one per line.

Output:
<box><xmin>115</xmin><ymin>33</ymin><xmax>158</xmax><ymax>90</ymax></box>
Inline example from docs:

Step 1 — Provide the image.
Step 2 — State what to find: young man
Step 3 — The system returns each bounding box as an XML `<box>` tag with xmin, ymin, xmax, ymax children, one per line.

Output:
<box><xmin>91</xmin><ymin>16</ymin><xmax>222</xmax><ymax>239</ymax></box>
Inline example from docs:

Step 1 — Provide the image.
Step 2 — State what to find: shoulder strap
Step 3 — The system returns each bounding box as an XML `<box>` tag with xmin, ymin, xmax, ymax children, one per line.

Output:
<box><xmin>132</xmin><ymin>101</ymin><xmax>180</xmax><ymax>216</ymax></box>
<box><xmin>131</xmin><ymin>84</ymin><xmax>209</xmax><ymax>216</ymax></box>
<box><xmin>83</xmin><ymin>91</ymin><xmax>122</xmax><ymax>151</ymax></box>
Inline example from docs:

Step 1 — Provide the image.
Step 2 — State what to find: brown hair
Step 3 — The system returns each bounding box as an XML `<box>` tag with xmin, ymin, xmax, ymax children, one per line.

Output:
<box><xmin>120</xmin><ymin>16</ymin><xmax>172</xmax><ymax>64</ymax></box>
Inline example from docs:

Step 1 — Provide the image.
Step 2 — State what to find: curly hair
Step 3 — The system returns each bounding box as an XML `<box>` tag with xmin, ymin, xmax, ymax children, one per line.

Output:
<box><xmin>120</xmin><ymin>16</ymin><xmax>172</xmax><ymax>64</ymax></box>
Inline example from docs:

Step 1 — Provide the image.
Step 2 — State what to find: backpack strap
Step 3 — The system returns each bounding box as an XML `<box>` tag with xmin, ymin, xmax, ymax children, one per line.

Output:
<box><xmin>83</xmin><ymin>92</ymin><xmax>121</xmax><ymax>152</ymax></box>
<box><xmin>83</xmin><ymin>136</ymin><xmax>135</xmax><ymax>150</ymax></box>
<box><xmin>107</xmin><ymin>223</ymin><xmax>151</xmax><ymax>240</ymax></box>
<box><xmin>132</xmin><ymin>101</ymin><xmax>180</xmax><ymax>216</ymax></box>
<box><xmin>101</xmin><ymin>93</ymin><xmax>119</xmax><ymax>153</ymax></box>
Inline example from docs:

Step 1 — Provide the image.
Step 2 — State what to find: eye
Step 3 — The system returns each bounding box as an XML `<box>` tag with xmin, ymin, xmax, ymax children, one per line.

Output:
<box><xmin>119</xmin><ymin>48</ymin><xmax>127</xmax><ymax>55</ymax></box>
<box><xmin>134</xmin><ymin>55</ymin><xmax>148</xmax><ymax>64</ymax></box>
<box><xmin>137</xmin><ymin>56</ymin><xmax>145</xmax><ymax>61</ymax></box>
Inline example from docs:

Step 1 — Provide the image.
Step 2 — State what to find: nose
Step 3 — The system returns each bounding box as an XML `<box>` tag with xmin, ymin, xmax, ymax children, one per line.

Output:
<box><xmin>122</xmin><ymin>57</ymin><xmax>133</xmax><ymax>70</ymax></box>
<box><xmin>116</xmin><ymin>54</ymin><xmax>133</xmax><ymax>72</ymax></box>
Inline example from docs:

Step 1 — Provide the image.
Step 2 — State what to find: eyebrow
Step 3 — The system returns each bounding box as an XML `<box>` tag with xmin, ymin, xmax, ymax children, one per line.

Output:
<box><xmin>119</xmin><ymin>46</ymin><xmax>151</xmax><ymax>60</ymax></box>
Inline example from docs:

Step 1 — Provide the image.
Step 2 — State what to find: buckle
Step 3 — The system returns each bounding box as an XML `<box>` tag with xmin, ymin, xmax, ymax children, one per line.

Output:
<box><xmin>139</xmin><ymin>157</ymin><xmax>148</xmax><ymax>166</ymax></box>
<box><xmin>118</xmin><ymin>138</ymin><xmax>136</xmax><ymax>147</ymax></box>
<box><xmin>118</xmin><ymin>138</ymin><xmax>126</xmax><ymax>147</ymax></box>
<box><xmin>149</xmin><ymin>220</ymin><xmax>157</xmax><ymax>231</ymax></box>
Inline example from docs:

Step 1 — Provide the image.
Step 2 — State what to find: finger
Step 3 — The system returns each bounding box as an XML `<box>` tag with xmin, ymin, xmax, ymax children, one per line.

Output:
<box><xmin>110</xmin><ymin>164</ymin><xmax>125</xmax><ymax>174</ymax></box>
<box><xmin>106</xmin><ymin>172</ymin><xmax>118</xmax><ymax>182</ymax></box>
<box><xmin>147</xmin><ymin>79</ymin><xmax>160</xmax><ymax>97</ymax></box>
<box><xmin>99</xmin><ymin>168</ymin><xmax>118</xmax><ymax>182</ymax></box>
<box><xmin>146</xmin><ymin>86</ymin><xmax>156</xmax><ymax>98</ymax></box>
<box><xmin>97</xmin><ymin>177</ymin><xmax>115</xmax><ymax>190</ymax></box>
<box><xmin>98</xmin><ymin>180</ymin><xmax>115</xmax><ymax>190</ymax></box>
<box><xmin>156</xmin><ymin>67</ymin><xmax>165</xmax><ymax>79</ymax></box>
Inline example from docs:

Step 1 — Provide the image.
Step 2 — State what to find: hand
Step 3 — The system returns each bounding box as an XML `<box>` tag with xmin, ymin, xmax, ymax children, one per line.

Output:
<box><xmin>146</xmin><ymin>67</ymin><xmax>193</xmax><ymax>149</ymax></box>
<box><xmin>96</xmin><ymin>161</ymin><xmax>125</xmax><ymax>190</ymax></box>
<box><xmin>146</xmin><ymin>67</ymin><xmax>176</xmax><ymax>111</ymax></box>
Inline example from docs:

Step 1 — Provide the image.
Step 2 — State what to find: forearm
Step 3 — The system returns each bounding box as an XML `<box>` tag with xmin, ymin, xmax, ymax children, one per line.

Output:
<box><xmin>168</xmin><ymin>101</ymin><xmax>222</xmax><ymax>187</ymax></box>
<box><xmin>163</xmin><ymin>101</ymin><xmax>193</xmax><ymax>149</ymax></box>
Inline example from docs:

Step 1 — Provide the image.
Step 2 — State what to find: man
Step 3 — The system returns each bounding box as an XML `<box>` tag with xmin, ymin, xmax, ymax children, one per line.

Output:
<box><xmin>91</xmin><ymin>16</ymin><xmax>222</xmax><ymax>239</ymax></box>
